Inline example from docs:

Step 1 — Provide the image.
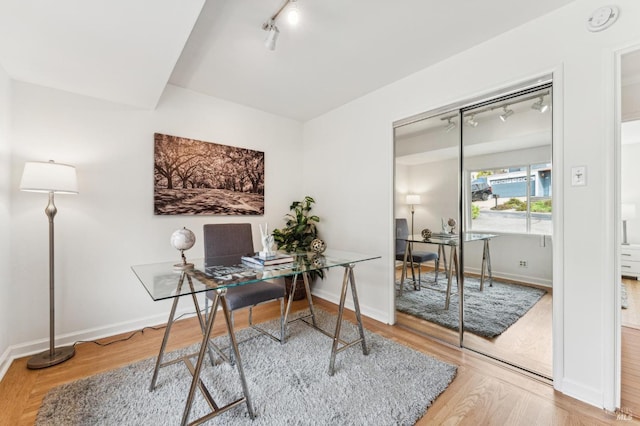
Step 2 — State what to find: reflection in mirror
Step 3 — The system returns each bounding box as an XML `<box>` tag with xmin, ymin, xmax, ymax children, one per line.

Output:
<box><xmin>461</xmin><ymin>84</ymin><xmax>553</xmax><ymax>378</ymax></box>
<box><xmin>620</xmin><ymin>47</ymin><xmax>640</xmax><ymax>415</ymax></box>
<box><xmin>621</xmin><ymin>51</ymin><xmax>640</xmax><ymax>328</ymax></box>
<box><xmin>393</xmin><ymin>81</ymin><xmax>554</xmax><ymax>378</ymax></box>
<box><xmin>394</xmin><ymin>111</ymin><xmax>461</xmax><ymax>347</ymax></box>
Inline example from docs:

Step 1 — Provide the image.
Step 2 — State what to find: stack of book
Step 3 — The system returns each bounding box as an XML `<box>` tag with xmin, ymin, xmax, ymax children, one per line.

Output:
<box><xmin>241</xmin><ymin>253</ymin><xmax>295</xmax><ymax>268</ymax></box>
<box><xmin>431</xmin><ymin>232</ymin><xmax>459</xmax><ymax>239</ymax></box>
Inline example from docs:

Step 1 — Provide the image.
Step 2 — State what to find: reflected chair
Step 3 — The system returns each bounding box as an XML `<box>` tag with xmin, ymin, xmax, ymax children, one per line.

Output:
<box><xmin>395</xmin><ymin>218</ymin><xmax>439</xmax><ymax>291</ymax></box>
<box><xmin>203</xmin><ymin>223</ymin><xmax>286</xmax><ymax>361</ymax></box>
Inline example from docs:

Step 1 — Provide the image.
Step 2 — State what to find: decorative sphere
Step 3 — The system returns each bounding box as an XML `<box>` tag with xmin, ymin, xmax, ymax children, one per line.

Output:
<box><xmin>421</xmin><ymin>228</ymin><xmax>432</xmax><ymax>239</ymax></box>
<box><xmin>310</xmin><ymin>238</ymin><xmax>326</xmax><ymax>253</ymax></box>
<box><xmin>170</xmin><ymin>227</ymin><xmax>196</xmax><ymax>251</ymax></box>
<box><xmin>311</xmin><ymin>254</ymin><xmax>326</xmax><ymax>268</ymax></box>
<box><xmin>447</xmin><ymin>218</ymin><xmax>457</xmax><ymax>227</ymax></box>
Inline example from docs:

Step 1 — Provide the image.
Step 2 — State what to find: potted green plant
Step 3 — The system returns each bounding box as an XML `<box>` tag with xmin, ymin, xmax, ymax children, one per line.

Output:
<box><xmin>272</xmin><ymin>196</ymin><xmax>324</xmax><ymax>299</ymax></box>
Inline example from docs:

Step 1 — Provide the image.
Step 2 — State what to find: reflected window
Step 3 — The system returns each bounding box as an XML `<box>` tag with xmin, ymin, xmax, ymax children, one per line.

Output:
<box><xmin>462</xmin><ymin>85</ymin><xmax>552</xmax><ymax>236</ymax></box>
<box><xmin>468</xmin><ymin>163</ymin><xmax>552</xmax><ymax>235</ymax></box>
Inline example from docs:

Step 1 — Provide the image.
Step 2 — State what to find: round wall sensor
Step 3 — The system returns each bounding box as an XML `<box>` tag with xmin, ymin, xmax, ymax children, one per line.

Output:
<box><xmin>587</xmin><ymin>5</ymin><xmax>619</xmax><ymax>32</ymax></box>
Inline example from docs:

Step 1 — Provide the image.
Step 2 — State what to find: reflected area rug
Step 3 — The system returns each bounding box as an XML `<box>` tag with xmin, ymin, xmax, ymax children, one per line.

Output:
<box><xmin>396</xmin><ymin>273</ymin><xmax>547</xmax><ymax>339</ymax></box>
<box><xmin>36</xmin><ymin>309</ymin><xmax>457</xmax><ymax>425</ymax></box>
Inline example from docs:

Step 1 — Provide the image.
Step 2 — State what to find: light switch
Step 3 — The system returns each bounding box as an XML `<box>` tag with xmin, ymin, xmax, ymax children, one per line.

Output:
<box><xmin>571</xmin><ymin>166</ymin><xmax>586</xmax><ymax>186</ymax></box>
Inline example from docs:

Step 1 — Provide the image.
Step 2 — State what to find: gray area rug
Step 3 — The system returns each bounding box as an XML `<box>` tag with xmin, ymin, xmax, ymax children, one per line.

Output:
<box><xmin>622</xmin><ymin>282</ymin><xmax>629</xmax><ymax>309</ymax></box>
<box><xmin>396</xmin><ymin>273</ymin><xmax>547</xmax><ymax>339</ymax></box>
<box><xmin>36</xmin><ymin>308</ymin><xmax>457</xmax><ymax>425</ymax></box>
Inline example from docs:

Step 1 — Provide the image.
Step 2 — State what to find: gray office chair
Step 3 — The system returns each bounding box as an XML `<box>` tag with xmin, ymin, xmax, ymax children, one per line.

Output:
<box><xmin>203</xmin><ymin>223</ymin><xmax>286</xmax><ymax>360</ymax></box>
<box><xmin>395</xmin><ymin>218</ymin><xmax>439</xmax><ymax>291</ymax></box>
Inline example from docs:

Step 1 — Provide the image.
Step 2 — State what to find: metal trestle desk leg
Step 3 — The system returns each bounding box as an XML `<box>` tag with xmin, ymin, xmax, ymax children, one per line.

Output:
<box><xmin>479</xmin><ymin>238</ymin><xmax>493</xmax><ymax>291</ymax></box>
<box><xmin>398</xmin><ymin>240</ymin><xmax>414</xmax><ymax>296</ymax></box>
<box><xmin>444</xmin><ymin>247</ymin><xmax>459</xmax><ymax>310</ymax></box>
<box><xmin>328</xmin><ymin>263</ymin><xmax>368</xmax><ymax>376</ymax></box>
<box><xmin>282</xmin><ymin>272</ymin><xmax>318</xmax><ymax>339</ymax></box>
<box><xmin>181</xmin><ymin>288</ymin><xmax>255</xmax><ymax>426</ymax></box>
<box><xmin>150</xmin><ymin>273</ymin><xmax>212</xmax><ymax>391</ymax></box>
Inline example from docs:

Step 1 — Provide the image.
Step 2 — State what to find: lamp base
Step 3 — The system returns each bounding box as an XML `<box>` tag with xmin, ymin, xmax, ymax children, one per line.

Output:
<box><xmin>27</xmin><ymin>345</ymin><xmax>75</xmax><ymax>369</ymax></box>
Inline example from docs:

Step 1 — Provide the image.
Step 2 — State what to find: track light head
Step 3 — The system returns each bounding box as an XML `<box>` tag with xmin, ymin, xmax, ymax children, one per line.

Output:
<box><xmin>445</xmin><ymin>118</ymin><xmax>456</xmax><ymax>133</ymax></box>
<box><xmin>499</xmin><ymin>106</ymin><xmax>514</xmax><ymax>122</ymax></box>
<box><xmin>531</xmin><ymin>97</ymin><xmax>549</xmax><ymax>113</ymax></box>
<box><xmin>264</xmin><ymin>21</ymin><xmax>280</xmax><ymax>51</ymax></box>
<box><xmin>262</xmin><ymin>0</ymin><xmax>301</xmax><ymax>50</ymax></box>
<box><xmin>465</xmin><ymin>114</ymin><xmax>478</xmax><ymax>127</ymax></box>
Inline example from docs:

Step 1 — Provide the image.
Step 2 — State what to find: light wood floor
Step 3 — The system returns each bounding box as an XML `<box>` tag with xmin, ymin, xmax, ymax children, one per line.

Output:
<box><xmin>623</xmin><ymin>277</ymin><xmax>640</xmax><ymax>417</ymax></box>
<box><xmin>0</xmin><ymin>298</ymin><xmax>636</xmax><ymax>425</ymax></box>
<box><xmin>623</xmin><ymin>326</ymin><xmax>640</xmax><ymax>419</ymax></box>
<box><xmin>396</xmin><ymin>267</ymin><xmax>553</xmax><ymax>378</ymax></box>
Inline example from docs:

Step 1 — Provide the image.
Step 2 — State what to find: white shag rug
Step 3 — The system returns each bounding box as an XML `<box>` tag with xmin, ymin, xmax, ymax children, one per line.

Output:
<box><xmin>396</xmin><ymin>274</ymin><xmax>547</xmax><ymax>338</ymax></box>
<box><xmin>36</xmin><ymin>308</ymin><xmax>457</xmax><ymax>425</ymax></box>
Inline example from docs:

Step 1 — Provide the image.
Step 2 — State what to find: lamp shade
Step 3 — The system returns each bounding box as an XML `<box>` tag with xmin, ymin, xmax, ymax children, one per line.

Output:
<box><xmin>20</xmin><ymin>161</ymin><xmax>78</xmax><ymax>194</ymax></box>
<box><xmin>406</xmin><ymin>194</ymin><xmax>421</xmax><ymax>205</ymax></box>
<box><xmin>622</xmin><ymin>203</ymin><xmax>637</xmax><ymax>220</ymax></box>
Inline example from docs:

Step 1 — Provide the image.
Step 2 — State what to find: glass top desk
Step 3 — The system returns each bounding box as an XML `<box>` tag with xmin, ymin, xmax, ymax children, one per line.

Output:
<box><xmin>132</xmin><ymin>249</ymin><xmax>380</xmax><ymax>426</ymax></box>
<box><xmin>400</xmin><ymin>233</ymin><xmax>497</xmax><ymax>310</ymax></box>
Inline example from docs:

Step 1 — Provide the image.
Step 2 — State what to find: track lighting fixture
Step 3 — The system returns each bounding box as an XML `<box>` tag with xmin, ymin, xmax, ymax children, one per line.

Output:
<box><xmin>531</xmin><ymin>96</ymin><xmax>549</xmax><ymax>113</ymax></box>
<box><xmin>454</xmin><ymin>88</ymin><xmax>549</xmax><ymax>128</ymax></box>
<box><xmin>264</xmin><ymin>20</ymin><xmax>280</xmax><ymax>51</ymax></box>
<box><xmin>499</xmin><ymin>106</ymin><xmax>514</xmax><ymax>122</ymax></box>
<box><xmin>445</xmin><ymin>118</ymin><xmax>456</xmax><ymax>133</ymax></box>
<box><xmin>262</xmin><ymin>0</ymin><xmax>300</xmax><ymax>51</ymax></box>
<box><xmin>465</xmin><ymin>114</ymin><xmax>478</xmax><ymax>127</ymax></box>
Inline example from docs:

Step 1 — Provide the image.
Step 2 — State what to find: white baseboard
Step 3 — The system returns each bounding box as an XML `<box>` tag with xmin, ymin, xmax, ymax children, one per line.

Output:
<box><xmin>0</xmin><ymin>346</ymin><xmax>11</xmax><ymax>383</ymax></box>
<box><xmin>311</xmin><ymin>289</ymin><xmax>390</xmax><ymax>325</ymax></box>
<box><xmin>464</xmin><ymin>266</ymin><xmax>552</xmax><ymax>287</ymax></box>
<box><xmin>0</xmin><ymin>305</ymin><xmax>200</xmax><ymax>383</ymax></box>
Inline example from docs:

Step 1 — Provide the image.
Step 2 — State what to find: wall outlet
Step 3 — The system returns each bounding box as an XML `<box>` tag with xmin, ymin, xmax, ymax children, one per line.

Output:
<box><xmin>519</xmin><ymin>260</ymin><xmax>528</xmax><ymax>267</ymax></box>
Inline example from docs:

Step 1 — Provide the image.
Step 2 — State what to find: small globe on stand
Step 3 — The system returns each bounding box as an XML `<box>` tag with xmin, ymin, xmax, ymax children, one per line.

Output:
<box><xmin>171</xmin><ymin>227</ymin><xmax>196</xmax><ymax>270</ymax></box>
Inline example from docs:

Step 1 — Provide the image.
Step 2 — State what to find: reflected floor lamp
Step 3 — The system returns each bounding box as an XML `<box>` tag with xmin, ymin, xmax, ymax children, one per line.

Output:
<box><xmin>20</xmin><ymin>160</ymin><xmax>78</xmax><ymax>369</ymax></box>
<box><xmin>406</xmin><ymin>194</ymin><xmax>421</xmax><ymax>237</ymax></box>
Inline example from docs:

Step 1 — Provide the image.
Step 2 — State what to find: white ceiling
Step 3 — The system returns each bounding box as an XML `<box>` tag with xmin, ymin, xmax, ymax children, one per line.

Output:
<box><xmin>1</xmin><ymin>0</ymin><xmax>577</xmax><ymax>121</ymax></box>
<box><xmin>0</xmin><ymin>0</ymin><xmax>206</xmax><ymax>109</ymax></box>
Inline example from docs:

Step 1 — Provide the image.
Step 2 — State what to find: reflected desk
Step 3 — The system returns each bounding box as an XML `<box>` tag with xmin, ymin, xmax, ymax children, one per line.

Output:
<box><xmin>400</xmin><ymin>233</ymin><xmax>497</xmax><ymax>309</ymax></box>
<box><xmin>132</xmin><ymin>249</ymin><xmax>379</xmax><ymax>426</ymax></box>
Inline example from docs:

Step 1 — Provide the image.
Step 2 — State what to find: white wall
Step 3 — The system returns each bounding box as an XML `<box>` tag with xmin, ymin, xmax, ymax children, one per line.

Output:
<box><xmin>303</xmin><ymin>0</ymin><xmax>640</xmax><ymax>410</ymax></box>
<box><xmin>404</xmin><ymin>159</ymin><xmax>458</xmax><ymax>236</ymax></box>
<box><xmin>7</xmin><ymin>83</ymin><xmax>303</xmax><ymax>360</ymax></box>
<box><xmin>0</xmin><ymin>64</ymin><xmax>11</xmax><ymax>374</ymax></box>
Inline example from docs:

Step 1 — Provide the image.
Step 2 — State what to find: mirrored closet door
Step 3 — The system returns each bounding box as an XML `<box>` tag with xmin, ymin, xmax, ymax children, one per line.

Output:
<box><xmin>394</xmin><ymin>110</ymin><xmax>461</xmax><ymax>347</ymax></box>
<box><xmin>619</xmin><ymin>47</ymin><xmax>640</xmax><ymax>416</ymax></box>
<box><xmin>460</xmin><ymin>84</ymin><xmax>553</xmax><ymax>377</ymax></box>
<box><xmin>393</xmin><ymin>78</ymin><xmax>553</xmax><ymax>378</ymax></box>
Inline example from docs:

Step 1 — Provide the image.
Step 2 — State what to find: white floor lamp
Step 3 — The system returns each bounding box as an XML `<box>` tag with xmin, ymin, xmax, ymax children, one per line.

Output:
<box><xmin>20</xmin><ymin>160</ymin><xmax>78</xmax><ymax>369</ymax></box>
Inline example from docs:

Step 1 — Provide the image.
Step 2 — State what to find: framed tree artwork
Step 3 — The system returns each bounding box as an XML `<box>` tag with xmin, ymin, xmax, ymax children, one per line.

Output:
<box><xmin>154</xmin><ymin>133</ymin><xmax>265</xmax><ymax>215</ymax></box>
